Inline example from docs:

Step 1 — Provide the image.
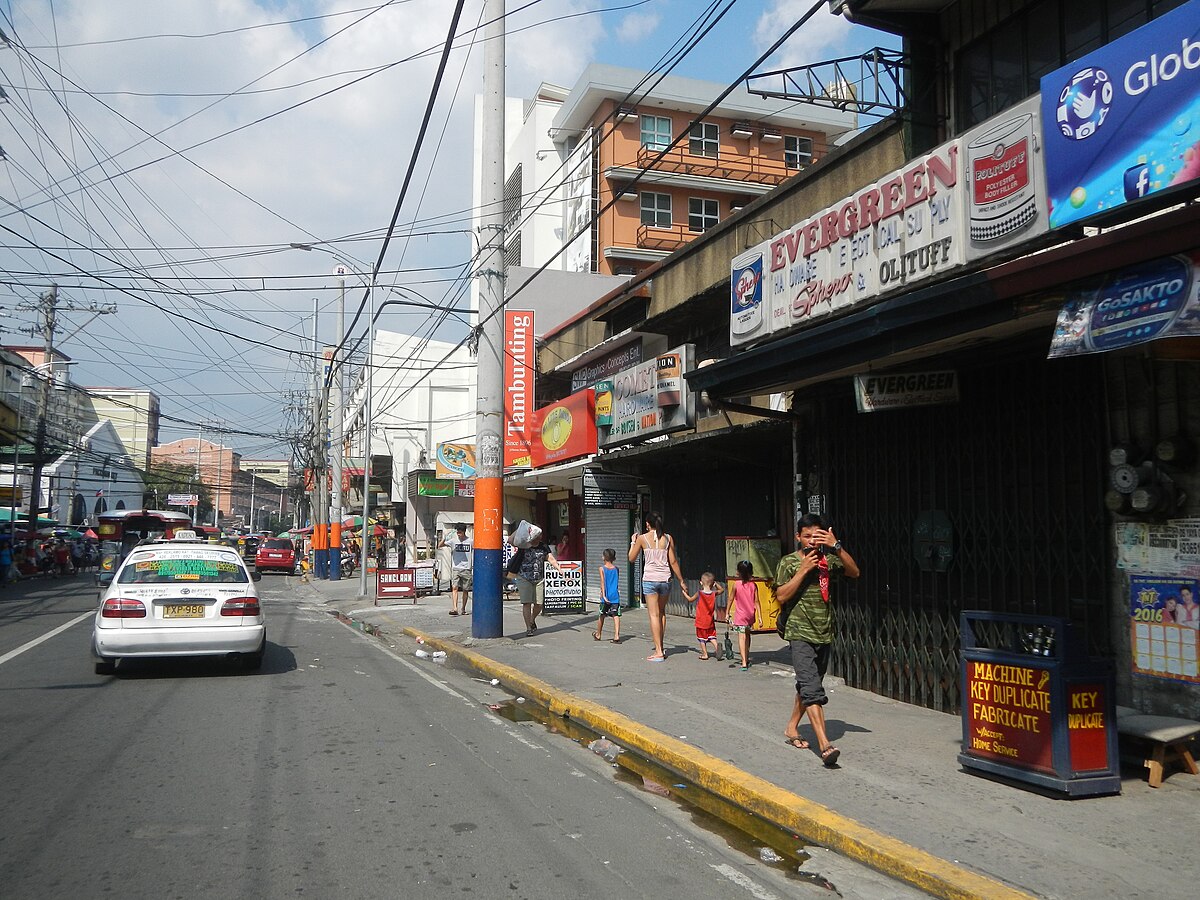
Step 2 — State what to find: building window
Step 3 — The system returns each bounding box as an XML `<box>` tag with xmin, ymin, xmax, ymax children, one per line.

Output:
<box><xmin>640</xmin><ymin>115</ymin><xmax>671</xmax><ymax>151</ymax></box>
<box><xmin>688</xmin><ymin>197</ymin><xmax>718</xmax><ymax>233</ymax></box>
<box><xmin>688</xmin><ymin>121</ymin><xmax>718</xmax><ymax>158</ymax></box>
<box><xmin>954</xmin><ymin>0</ymin><xmax>1175</xmax><ymax>130</ymax></box>
<box><xmin>784</xmin><ymin>135</ymin><xmax>813</xmax><ymax>168</ymax></box>
<box><xmin>640</xmin><ymin>192</ymin><xmax>672</xmax><ymax>228</ymax></box>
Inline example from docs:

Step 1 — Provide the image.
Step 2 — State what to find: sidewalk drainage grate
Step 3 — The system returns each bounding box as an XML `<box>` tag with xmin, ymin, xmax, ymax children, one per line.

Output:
<box><xmin>485</xmin><ymin>698</ymin><xmax>839</xmax><ymax>893</ymax></box>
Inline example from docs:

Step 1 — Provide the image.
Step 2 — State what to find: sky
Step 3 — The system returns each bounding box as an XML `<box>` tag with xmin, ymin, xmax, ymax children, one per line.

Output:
<box><xmin>0</xmin><ymin>0</ymin><xmax>897</xmax><ymax>461</ymax></box>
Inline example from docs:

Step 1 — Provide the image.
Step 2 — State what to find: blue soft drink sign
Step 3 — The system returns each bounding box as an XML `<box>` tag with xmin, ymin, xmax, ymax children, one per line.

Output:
<box><xmin>1039</xmin><ymin>2</ymin><xmax>1200</xmax><ymax>229</ymax></box>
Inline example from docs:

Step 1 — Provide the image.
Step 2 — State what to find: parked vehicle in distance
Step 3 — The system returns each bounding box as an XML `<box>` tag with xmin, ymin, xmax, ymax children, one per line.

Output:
<box><xmin>95</xmin><ymin>509</ymin><xmax>194</xmax><ymax>587</ymax></box>
<box><xmin>92</xmin><ymin>531</ymin><xmax>265</xmax><ymax>674</ymax></box>
<box><xmin>256</xmin><ymin>538</ymin><xmax>298</xmax><ymax>574</ymax></box>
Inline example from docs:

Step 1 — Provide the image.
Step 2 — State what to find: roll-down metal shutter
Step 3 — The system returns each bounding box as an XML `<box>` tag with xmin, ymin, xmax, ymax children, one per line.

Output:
<box><xmin>584</xmin><ymin>508</ymin><xmax>632</xmax><ymax>605</ymax></box>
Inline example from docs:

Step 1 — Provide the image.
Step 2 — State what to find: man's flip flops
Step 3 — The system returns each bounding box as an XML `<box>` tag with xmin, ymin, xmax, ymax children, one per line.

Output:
<box><xmin>783</xmin><ymin>736</ymin><xmax>809</xmax><ymax>750</ymax></box>
<box><xmin>820</xmin><ymin>745</ymin><xmax>841</xmax><ymax>767</ymax></box>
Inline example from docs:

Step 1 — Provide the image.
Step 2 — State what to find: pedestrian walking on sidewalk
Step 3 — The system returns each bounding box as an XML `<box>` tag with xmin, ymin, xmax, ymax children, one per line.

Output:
<box><xmin>629</xmin><ymin>512</ymin><xmax>684</xmax><ymax>662</ymax></box>
<box><xmin>0</xmin><ymin>540</ymin><xmax>11</xmax><ymax>586</ymax></box>
<box><xmin>729</xmin><ymin>560</ymin><xmax>758</xmax><ymax>670</ymax></box>
<box><xmin>682</xmin><ymin>572</ymin><xmax>724</xmax><ymax>659</ymax></box>
<box><xmin>774</xmin><ymin>513</ymin><xmax>860</xmax><ymax>767</ymax></box>
<box><xmin>507</xmin><ymin>525</ymin><xmax>560</xmax><ymax>636</ymax></box>
<box><xmin>593</xmin><ymin>548</ymin><xmax>623</xmax><ymax>643</ymax></box>
<box><xmin>444</xmin><ymin>524</ymin><xmax>473</xmax><ymax>616</ymax></box>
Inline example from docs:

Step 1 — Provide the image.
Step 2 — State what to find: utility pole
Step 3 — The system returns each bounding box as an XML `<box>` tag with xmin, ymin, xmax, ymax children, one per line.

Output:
<box><xmin>329</xmin><ymin>268</ymin><xmax>347</xmax><ymax>580</ymax></box>
<box><xmin>311</xmin><ymin>299</ymin><xmax>329</xmax><ymax>578</ymax></box>
<box><xmin>472</xmin><ymin>0</ymin><xmax>506</xmax><ymax>638</ymax></box>
<box><xmin>26</xmin><ymin>285</ymin><xmax>56</xmax><ymax>522</ymax></box>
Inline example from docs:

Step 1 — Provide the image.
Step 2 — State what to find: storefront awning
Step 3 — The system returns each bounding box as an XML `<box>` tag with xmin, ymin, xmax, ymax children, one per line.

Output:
<box><xmin>506</xmin><ymin>456</ymin><xmax>599</xmax><ymax>491</ymax></box>
<box><xmin>688</xmin><ymin>202</ymin><xmax>1200</xmax><ymax>399</ymax></box>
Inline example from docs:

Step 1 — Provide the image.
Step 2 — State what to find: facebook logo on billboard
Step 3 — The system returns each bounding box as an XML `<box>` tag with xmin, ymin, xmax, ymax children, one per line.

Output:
<box><xmin>1123</xmin><ymin>163</ymin><xmax>1151</xmax><ymax>201</ymax></box>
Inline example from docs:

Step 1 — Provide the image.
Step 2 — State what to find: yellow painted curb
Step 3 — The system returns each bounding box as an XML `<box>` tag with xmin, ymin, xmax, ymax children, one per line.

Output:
<box><xmin>401</xmin><ymin>626</ymin><xmax>1034</xmax><ymax>900</ymax></box>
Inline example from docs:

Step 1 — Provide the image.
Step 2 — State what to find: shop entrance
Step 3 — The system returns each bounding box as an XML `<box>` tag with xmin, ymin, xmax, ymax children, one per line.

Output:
<box><xmin>811</xmin><ymin>348</ymin><xmax>1109</xmax><ymax>713</ymax></box>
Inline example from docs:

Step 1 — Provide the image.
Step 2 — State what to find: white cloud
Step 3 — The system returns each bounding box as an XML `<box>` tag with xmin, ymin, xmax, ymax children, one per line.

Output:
<box><xmin>615</xmin><ymin>11</ymin><xmax>662</xmax><ymax>43</ymax></box>
<box><xmin>753</xmin><ymin>1</ymin><xmax>858</xmax><ymax>69</ymax></box>
<box><xmin>0</xmin><ymin>1</ymin><xmax>605</xmax><ymax>443</ymax></box>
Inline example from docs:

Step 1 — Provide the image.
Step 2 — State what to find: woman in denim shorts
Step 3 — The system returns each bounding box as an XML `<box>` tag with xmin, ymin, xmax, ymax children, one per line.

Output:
<box><xmin>628</xmin><ymin>511</ymin><xmax>684</xmax><ymax>661</ymax></box>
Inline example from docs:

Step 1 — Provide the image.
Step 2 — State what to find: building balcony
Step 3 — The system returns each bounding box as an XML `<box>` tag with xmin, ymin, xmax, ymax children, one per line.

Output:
<box><xmin>636</xmin><ymin>223</ymin><xmax>694</xmax><ymax>252</ymax></box>
<box><xmin>632</xmin><ymin>144</ymin><xmax>804</xmax><ymax>187</ymax></box>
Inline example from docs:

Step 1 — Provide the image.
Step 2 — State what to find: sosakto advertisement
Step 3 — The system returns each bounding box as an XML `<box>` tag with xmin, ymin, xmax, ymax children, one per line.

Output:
<box><xmin>1040</xmin><ymin>2</ymin><xmax>1200</xmax><ymax>229</ymax></box>
<box><xmin>1047</xmin><ymin>251</ymin><xmax>1200</xmax><ymax>357</ymax></box>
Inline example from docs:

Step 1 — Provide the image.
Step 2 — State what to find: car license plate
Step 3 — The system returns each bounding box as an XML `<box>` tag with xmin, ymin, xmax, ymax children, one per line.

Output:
<box><xmin>163</xmin><ymin>604</ymin><xmax>205</xmax><ymax>618</ymax></box>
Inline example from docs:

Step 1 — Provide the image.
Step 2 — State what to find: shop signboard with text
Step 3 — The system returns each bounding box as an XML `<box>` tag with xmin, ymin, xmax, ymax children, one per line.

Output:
<box><xmin>730</xmin><ymin>99</ymin><xmax>1058</xmax><ymax>348</ymax></box>
<box><xmin>543</xmin><ymin>560</ymin><xmax>584</xmax><ymax>613</ymax></box>
<box><xmin>1040</xmin><ymin>2</ymin><xmax>1200</xmax><ymax>230</ymax></box>
<box><xmin>600</xmin><ymin>344</ymin><xmax>696</xmax><ymax>447</ymax></box>
<box><xmin>375</xmin><ymin>568</ymin><xmax>415</xmax><ymax>603</ymax></box>
<box><xmin>1047</xmin><ymin>251</ymin><xmax>1200</xmax><ymax>357</ymax></box>
<box><xmin>570</xmin><ymin>340</ymin><xmax>643</xmax><ymax>392</ymax></box>
<box><xmin>504</xmin><ymin>309</ymin><xmax>534</xmax><ymax>469</ymax></box>
<box><xmin>531</xmin><ymin>389</ymin><xmax>597</xmax><ymax>468</ymax></box>
<box><xmin>435</xmin><ymin>443</ymin><xmax>476</xmax><ymax>480</ymax></box>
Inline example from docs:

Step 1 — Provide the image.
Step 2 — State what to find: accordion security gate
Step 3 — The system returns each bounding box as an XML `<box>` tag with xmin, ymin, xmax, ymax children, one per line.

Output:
<box><xmin>809</xmin><ymin>351</ymin><xmax>1109</xmax><ymax>713</ymax></box>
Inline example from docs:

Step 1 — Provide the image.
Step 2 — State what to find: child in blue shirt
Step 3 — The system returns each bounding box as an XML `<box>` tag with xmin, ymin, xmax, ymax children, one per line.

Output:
<box><xmin>592</xmin><ymin>548</ymin><xmax>622</xmax><ymax>643</ymax></box>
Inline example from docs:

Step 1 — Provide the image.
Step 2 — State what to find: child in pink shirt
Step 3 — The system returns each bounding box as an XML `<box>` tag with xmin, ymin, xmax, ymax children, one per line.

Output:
<box><xmin>730</xmin><ymin>559</ymin><xmax>758</xmax><ymax>670</ymax></box>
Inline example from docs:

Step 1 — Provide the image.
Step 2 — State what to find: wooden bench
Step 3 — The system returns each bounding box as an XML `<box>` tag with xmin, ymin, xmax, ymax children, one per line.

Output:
<box><xmin>1116</xmin><ymin>705</ymin><xmax>1200</xmax><ymax>788</ymax></box>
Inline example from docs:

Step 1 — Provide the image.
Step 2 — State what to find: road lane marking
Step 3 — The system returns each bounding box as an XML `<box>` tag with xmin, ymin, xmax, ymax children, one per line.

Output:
<box><xmin>0</xmin><ymin>610</ymin><xmax>93</xmax><ymax>667</ymax></box>
<box><xmin>334</xmin><ymin>616</ymin><xmax>473</xmax><ymax>705</ymax></box>
<box><xmin>709</xmin><ymin>864</ymin><xmax>780</xmax><ymax>900</ymax></box>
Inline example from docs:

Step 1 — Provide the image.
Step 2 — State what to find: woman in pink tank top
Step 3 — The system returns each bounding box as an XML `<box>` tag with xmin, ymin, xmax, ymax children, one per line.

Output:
<box><xmin>628</xmin><ymin>511</ymin><xmax>684</xmax><ymax>661</ymax></box>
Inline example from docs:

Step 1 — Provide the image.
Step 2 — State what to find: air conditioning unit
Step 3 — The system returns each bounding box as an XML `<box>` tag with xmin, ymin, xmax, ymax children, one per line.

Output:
<box><xmin>615</xmin><ymin>105</ymin><xmax>638</xmax><ymax>122</ymax></box>
<box><xmin>616</xmin><ymin>189</ymin><xmax>638</xmax><ymax>202</ymax></box>
<box><xmin>730</xmin><ymin>122</ymin><xmax>753</xmax><ymax>139</ymax></box>
<box><xmin>761</xmin><ymin>127</ymin><xmax>782</xmax><ymax>142</ymax></box>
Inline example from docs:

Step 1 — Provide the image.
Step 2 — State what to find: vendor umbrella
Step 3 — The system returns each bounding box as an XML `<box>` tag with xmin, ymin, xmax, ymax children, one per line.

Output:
<box><xmin>84</xmin><ymin>528</ymin><xmax>98</xmax><ymax>540</ymax></box>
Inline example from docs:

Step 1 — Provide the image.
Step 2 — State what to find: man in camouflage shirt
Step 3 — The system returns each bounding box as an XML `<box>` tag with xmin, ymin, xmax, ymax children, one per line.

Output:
<box><xmin>775</xmin><ymin>513</ymin><xmax>860</xmax><ymax>766</ymax></box>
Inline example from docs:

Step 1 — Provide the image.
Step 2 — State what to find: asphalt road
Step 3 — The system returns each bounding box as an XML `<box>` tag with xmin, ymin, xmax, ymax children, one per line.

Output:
<box><xmin>0</xmin><ymin>575</ymin><xmax>920</xmax><ymax>900</ymax></box>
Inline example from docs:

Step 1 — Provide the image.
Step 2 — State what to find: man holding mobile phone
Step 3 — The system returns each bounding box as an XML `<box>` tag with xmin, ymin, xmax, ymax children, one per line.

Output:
<box><xmin>774</xmin><ymin>512</ymin><xmax>860</xmax><ymax>767</ymax></box>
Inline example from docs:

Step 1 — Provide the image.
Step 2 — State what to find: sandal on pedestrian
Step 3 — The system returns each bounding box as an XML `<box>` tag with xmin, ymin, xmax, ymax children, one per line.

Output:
<box><xmin>592</xmin><ymin>632</ymin><xmax>602</xmax><ymax>641</ymax></box>
<box><xmin>448</xmin><ymin>610</ymin><xmax>459</xmax><ymax>616</ymax></box>
<box><xmin>610</xmin><ymin>638</ymin><xmax>620</xmax><ymax>644</ymax></box>
<box><xmin>646</xmin><ymin>654</ymin><xmax>666</xmax><ymax>662</ymax></box>
<box><xmin>783</xmin><ymin>736</ymin><xmax>810</xmax><ymax>750</ymax></box>
<box><xmin>698</xmin><ymin>653</ymin><xmax>710</xmax><ymax>660</ymax></box>
<box><xmin>820</xmin><ymin>745</ymin><xmax>841</xmax><ymax>767</ymax></box>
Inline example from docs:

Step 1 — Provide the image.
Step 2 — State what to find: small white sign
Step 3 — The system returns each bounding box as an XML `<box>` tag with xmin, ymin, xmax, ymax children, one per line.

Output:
<box><xmin>854</xmin><ymin>370</ymin><xmax>959</xmax><ymax>412</ymax></box>
<box><xmin>543</xmin><ymin>560</ymin><xmax>584</xmax><ymax>614</ymax></box>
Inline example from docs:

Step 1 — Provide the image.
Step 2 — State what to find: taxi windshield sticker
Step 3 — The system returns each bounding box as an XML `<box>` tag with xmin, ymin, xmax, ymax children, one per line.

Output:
<box><xmin>119</xmin><ymin>556</ymin><xmax>246</xmax><ymax>584</ymax></box>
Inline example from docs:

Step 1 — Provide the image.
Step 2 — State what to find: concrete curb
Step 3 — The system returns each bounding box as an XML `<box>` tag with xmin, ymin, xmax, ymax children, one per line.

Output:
<box><xmin>399</xmin><ymin>624</ymin><xmax>1035</xmax><ymax>900</ymax></box>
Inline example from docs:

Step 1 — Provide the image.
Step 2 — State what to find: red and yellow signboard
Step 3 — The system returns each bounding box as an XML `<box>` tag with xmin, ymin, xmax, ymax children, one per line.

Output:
<box><xmin>531</xmin><ymin>389</ymin><xmax>597</xmax><ymax>468</ymax></box>
<box><xmin>1066</xmin><ymin>682</ymin><xmax>1110</xmax><ymax>772</ymax></box>
<box><xmin>964</xmin><ymin>660</ymin><xmax>1052</xmax><ymax>773</ymax></box>
<box><xmin>504</xmin><ymin>310</ymin><xmax>534</xmax><ymax>468</ymax></box>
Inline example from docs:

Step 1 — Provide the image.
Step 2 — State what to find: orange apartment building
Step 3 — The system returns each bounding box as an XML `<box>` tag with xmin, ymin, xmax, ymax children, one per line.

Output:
<box><xmin>492</xmin><ymin>64</ymin><xmax>857</xmax><ymax>285</ymax></box>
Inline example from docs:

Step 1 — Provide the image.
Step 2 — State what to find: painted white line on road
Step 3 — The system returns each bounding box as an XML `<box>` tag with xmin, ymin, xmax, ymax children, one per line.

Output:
<box><xmin>709</xmin><ymin>864</ymin><xmax>780</xmax><ymax>900</ymax></box>
<box><xmin>334</xmin><ymin>616</ymin><xmax>474</xmax><ymax>705</ymax></box>
<box><xmin>0</xmin><ymin>610</ymin><xmax>93</xmax><ymax>667</ymax></box>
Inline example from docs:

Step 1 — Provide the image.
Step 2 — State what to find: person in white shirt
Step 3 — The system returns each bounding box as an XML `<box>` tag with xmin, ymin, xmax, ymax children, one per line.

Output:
<box><xmin>444</xmin><ymin>524</ymin><xmax>473</xmax><ymax>616</ymax></box>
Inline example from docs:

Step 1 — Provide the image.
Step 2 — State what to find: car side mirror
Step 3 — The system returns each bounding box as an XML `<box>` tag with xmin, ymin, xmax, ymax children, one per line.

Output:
<box><xmin>252</xmin><ymin>571</ymin><xmax>262</xmax><ymax>582</ymax></box>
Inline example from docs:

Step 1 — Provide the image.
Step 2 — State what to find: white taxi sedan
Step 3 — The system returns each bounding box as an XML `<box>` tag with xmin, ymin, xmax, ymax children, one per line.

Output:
<box><xmin>92</xmin><ymin>533</ymin><xmax>266</xmax><ymax>674</ymax></box>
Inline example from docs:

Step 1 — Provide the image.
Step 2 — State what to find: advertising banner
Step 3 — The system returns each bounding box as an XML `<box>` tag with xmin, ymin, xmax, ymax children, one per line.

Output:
<box><xmin>1040</xmin><ymin>2</ymin><xmax>1200</xmax><ymax>230</ymax></box>
<box><xmin>961</xmin><ymin>95</ymin><xmax>1048</xmax><ymax>257</ymax></box>
<box><xmin>415</xmin><ymin>474</ymin><xmax>455</xmax><ymax>497</ymax></box>
<box><xmin>730</xmin><ymin>141</ymin><xmax>966</xmax><ymax>347</ymax></box>
<box><xmin>1129</xmin><ymin>575</ymin><xmax>1200</xmax><ymax>683</ymax></box>
<box><xmin>600</xmin><ymin>344</ymin><xmax>696</xmax><ymax>447</ymax></box>
<box><xmin>563</xmin><ymin>127</ymin><xmax>594</xmax><ymax>274</ymax></box>
<box><xmin>581</xmin><ymin>469</ymin><xmax>637</xmax><ymax>509</ymax></box>
<box><xmin>167</xmin><ymin>493</ymin><xmax>199</xmax><ymax>506</ymax></box>
<box><xmin>543</xmin><ymin>560</ymin><xmax>584</xmax><ymax>614</ymax></box>
<box><xmin>1047</xmin><ymin>251</ymin><xmax>1200</xmax><ymax>357</ymax></box>
<box><xmin>531</xmin><ymin>389</ymin><xmax>597</xmax><ymax>468</ymax></box>
<box><xmin>570</xmin><ymin>341</ymin><xmax>643</xmax><ymax>393</ymax></box>
<box><xmin>853</xmin><ymin>370</ymin><xmax>960</xmax><ymax>412</ymax></box>
<box><xmin>504</xmin><ymin>309</ymin><xmax>534</xmax><ymax>469</ymax></box>
<box><xmin>435</xmin><ymin>443</ymin><xmax>476</xmax><ymax>480</ymax></box>
<box><xmin>964</xmin><ymin>659</ymin><xmax>1054</xmax><ymax>773</ymax></box>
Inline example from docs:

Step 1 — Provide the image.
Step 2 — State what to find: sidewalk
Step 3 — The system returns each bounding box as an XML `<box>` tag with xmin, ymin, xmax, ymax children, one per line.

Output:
<box><xmin>298</xmin><ymin>576</ymin><xmax>1196</xmax><ymax>900</ymax></box>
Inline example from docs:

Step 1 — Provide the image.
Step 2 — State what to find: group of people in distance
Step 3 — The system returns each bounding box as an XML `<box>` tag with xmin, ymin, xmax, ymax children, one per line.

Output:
<box><xmin>441</xmin><ymin>509</ymin><xmax>861</xmax><ymax>768</ymax></box>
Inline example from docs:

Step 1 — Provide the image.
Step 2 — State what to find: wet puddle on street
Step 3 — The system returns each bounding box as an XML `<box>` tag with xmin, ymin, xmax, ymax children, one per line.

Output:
<box><xmin>486</xmin><ymin>697</ymin><xmax>839</xmax><ymax>893</ymax></box>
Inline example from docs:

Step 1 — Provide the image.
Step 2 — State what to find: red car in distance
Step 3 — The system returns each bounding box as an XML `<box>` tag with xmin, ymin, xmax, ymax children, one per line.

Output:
<box><xmin>255</xmin><ymin>538</ymin><xmax>298</xmax><ymax>575</ymax></box>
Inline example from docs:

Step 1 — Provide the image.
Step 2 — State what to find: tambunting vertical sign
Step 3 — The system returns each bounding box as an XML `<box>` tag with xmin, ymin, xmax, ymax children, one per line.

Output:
<box><xmin>504</xmin><ymin>309</ymin><xmax>534</xmax><ymax>468</ymax></box>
